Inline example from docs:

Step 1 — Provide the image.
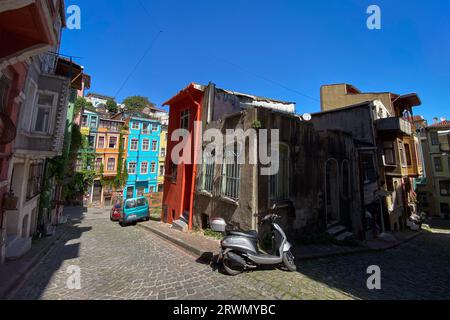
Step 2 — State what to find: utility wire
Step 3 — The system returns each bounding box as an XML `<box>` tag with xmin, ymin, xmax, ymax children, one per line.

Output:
<box><xmin>137</xmin><ymin>0</ymin><xmax>164</xmax><ymax>32</ymax></box>
<box><xmin>114</xmin><ymin>30</ymin><xmax>163</xmax><ymax>99</ymax></box>
<box><xmin>206</xmin><ymin>52</ymin><xmax>326</xmax><ymax>108</ymax></box>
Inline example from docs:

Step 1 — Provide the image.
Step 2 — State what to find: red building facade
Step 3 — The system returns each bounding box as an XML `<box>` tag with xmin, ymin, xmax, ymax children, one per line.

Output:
<box><xmin>162</xmin><ymin>83</ymin><xmax>204</xmax><ymax>229</ymax></box>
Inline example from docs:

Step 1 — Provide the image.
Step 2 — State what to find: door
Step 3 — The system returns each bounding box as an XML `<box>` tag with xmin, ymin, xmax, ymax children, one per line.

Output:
<box><xmin>325</xmin><ymin>159</ymin><xmax>340</xmax><ymax>226</ymax></box>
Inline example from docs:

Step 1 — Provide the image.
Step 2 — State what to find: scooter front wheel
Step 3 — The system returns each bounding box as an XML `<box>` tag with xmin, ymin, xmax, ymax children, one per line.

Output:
<box><xmin>223</xmin><ymin>251</ymin><xmax>245</xmax><ymax>276</ymax></box>
<box><xmin>282</xmin><ymin>250</ymin><xmax>297</xmax><ymax>272</ymax></box>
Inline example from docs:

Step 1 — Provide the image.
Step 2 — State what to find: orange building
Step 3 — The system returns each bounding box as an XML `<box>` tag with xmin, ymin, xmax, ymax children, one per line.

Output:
<box><xmin>91</xmin><ymin>118</ymin><xmax>128</xmax><ymax>206</ymax></box>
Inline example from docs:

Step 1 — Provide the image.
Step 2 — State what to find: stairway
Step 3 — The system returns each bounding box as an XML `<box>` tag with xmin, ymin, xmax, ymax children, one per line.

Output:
<box><xmin>327</xmin><ymin>225</ymin><xmax>354</xmax><ymax>242</ymax></box>
<box><xmin>172</xmin><ymin>211</ymin><xmax>189</xmax><ymax>232</ymax></box>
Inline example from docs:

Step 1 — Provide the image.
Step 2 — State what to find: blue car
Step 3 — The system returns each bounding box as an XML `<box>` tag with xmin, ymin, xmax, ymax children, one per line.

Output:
<box><xmin>119</xmin><ymin>197</ymin><xmax>150</xmax><ymax>227</ymax></box>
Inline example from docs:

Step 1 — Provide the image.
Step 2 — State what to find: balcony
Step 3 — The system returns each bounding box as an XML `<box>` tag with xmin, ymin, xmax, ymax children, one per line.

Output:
<box><xmin>376</xmin><ymin>117</ymin><xmax>413</xmax><ymax>136</ymax></box>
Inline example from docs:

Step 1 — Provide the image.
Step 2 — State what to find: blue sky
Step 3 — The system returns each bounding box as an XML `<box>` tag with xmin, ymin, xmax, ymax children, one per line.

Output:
<box><xmin>62</xmin><ymin>0</ymin><xmax>450</xmax><ymax>122</ymax></box>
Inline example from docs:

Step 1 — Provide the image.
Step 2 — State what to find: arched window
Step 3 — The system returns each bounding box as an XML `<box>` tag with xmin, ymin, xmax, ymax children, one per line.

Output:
<box><xmin>270</xmin><ymin>144</ymin><xmax>290</xmax><ymax>201</ymax></box>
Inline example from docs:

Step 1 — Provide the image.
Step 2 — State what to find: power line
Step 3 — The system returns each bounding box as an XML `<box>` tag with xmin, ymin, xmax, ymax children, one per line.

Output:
<box><xmin>114</xmin><ymin>30</ymin><xmax>163</xmax><ymax>99</ymax></box>
<box><xmin>206</xmin><ymin>52</ymin><xmax>323</xmax><ymax>107</ymax></box>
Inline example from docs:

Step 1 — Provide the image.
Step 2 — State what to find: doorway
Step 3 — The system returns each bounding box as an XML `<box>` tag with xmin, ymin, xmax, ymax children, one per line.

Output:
<box><xmin>325</xmin><ymin>159</ymin><xmax>340</xmax><ymax>226</ymax></box>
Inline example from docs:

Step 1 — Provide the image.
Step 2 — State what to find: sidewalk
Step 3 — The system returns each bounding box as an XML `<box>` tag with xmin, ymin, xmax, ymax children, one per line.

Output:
<box><xmin>0</xmin><ymin>222</ymin><xmax>71</xmax><ymax>299</ymax></box>
<box><xmin>138</xmin><ymin>220</ymin><xmax>423</xmax><ymax>262</ymax></box>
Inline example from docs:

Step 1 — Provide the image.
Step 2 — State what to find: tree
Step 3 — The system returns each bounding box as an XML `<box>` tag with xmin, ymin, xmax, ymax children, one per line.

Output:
<box><xmin>122</xmin><ymin>96</ymin><xmax>155</xmax><ymax>112</ymax></box>
<box><xmin>74</xmin><ymin>97</ymin><xmax>95</xmax><ymax>115</ymax></box>
<box><xmin>106</xmin><ymin>99</ymin><xmax>118</xmax><ymax>114</ymax></box>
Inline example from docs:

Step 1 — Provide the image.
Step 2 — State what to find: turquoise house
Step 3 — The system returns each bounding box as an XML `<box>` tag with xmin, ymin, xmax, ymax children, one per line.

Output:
<box><xmin>115</xmin><ymin>112</ymin><xmax>161</xmax><ymax>199</ymax></box>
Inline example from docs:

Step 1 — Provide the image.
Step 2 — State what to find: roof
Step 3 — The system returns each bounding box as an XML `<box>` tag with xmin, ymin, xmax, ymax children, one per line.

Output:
<box><xmin>86</xmin><ymin>93</ymin><xmax>115</xmax><ymax>101</ymax></box>
<box><xmin>163</xmin><ymin>82</ymin><xmax>295</xmax><ymax>107</ymax></box>
<box><xmin>428</xmin><ymin>120</ymin><xmax>450</xmax><ymax>129</ymax></box>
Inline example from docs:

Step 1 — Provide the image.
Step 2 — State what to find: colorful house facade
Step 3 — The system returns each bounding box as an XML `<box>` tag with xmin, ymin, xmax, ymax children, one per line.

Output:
<box><xmin>119</xmin><ymin>114</ymin><xmax>161</xmax><ymax>199</ymax></box>
<box><xmin>158</xmin><ymin>124</ymin><xmax>168</xmax><ymax>192</ymax></box>
<box><xmin>92</xmin><ymin>118</ymin><xmax>128</xmax><ymax>206</ymax></box>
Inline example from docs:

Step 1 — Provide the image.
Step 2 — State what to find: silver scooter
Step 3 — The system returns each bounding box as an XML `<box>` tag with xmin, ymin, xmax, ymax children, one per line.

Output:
<box><xmin>211</xmin><ymin>207</ymin><xmax>296</xmax><ymax>276</ymax></box>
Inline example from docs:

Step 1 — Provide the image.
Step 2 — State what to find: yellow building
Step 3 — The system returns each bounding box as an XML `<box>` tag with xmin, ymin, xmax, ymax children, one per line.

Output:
<box><xmin>157</xmin><ymin>124</ymin><xmax>168</xmax><ymax>192</ymax></box>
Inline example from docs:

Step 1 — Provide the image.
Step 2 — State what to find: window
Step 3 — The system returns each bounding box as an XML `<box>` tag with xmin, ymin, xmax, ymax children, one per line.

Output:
<box><xmin>128</xmin><ymin>162</ymin><xmax>137</xmax><ymax>174</ymax></box>
<box><xmin>90</xmin><ymin>117</ymin><xmax>97</xmax><ymax>128</ymax></box>
<box><xmin>109</xmin><ymin>136</ymin><xmax>118</xmax><ymax>149</ymax></box>
<box><xmin>0</xmin><ymin>75</ymin><xmax>11</xmax><ymax>112</ymax></box>
<box><xmin>26</xmin><ymin>162</ymin><xmax>43</xmax><ymax>200</ymax></box>
<box><xmin>142</xmin><ymin>139</ymin><xmax>150</xmax><ymax>151</ymax></box>
<box><xmin>95</xmin><ymin>158</ymin><xmax>103</xmax><ymax>171</ymax></box>
<box><xmin>152</xmin><ymin>140</ymin><xmax>158</xmax><ymax>151</ymax></box>
<box><xmin>361</xmin><ymin>153</ymin><xmax>377</xmax><ymax>182</ymax></box>
<box><xmin>88</xmin><ymin>135</ymin><xmax>95</xmax><ymax>148</ymax></box>
<box><xmin>404</xmin><ymin>143</ymin><xmax>412</xmax><ymax>166</ymax></box>
<box><xmin>81</xmin><ymin>115</ymin><xmax>88</xmax><ymax>127</ymax></box>
<box><xmin>431</xmin><ymin>132</ymin><xmax>440</xmax><ymax>146</ymax></box>
<box><xmin>398</xmin><ymin>143</ymin><xmax>407</xmax><ymax>167</ymax></box>
<box><xmin>34</xmin><ymin>92</ymin><xmax>55</xmax><ymax>133</ymax></box>
<box><xmin>75</xmin><ymin>159</ymin><xmax>83</xmax><ymax>172</ymax></box>
<box><xmin>161</xmin><ymin>148</ymin><xmax>166</xmax><ymax>157</ymax></box>
<box><xmin>202</xmin><ymin>150</ymin><xmax>215</xmax><ymax>193</ymax></box>
<box><xmin>180</xmin><ymin>110</ymin><xmax>190</xmax><ymax>130</ymax></box>
<box><xmin>150</xmin><ymin>162</ymin><xmax>156</xmax><ymax>173</ymax></box>
<box><xmin>141</xmin><ymin>162</ymin><xmax>148</xmax><ymax>174</ymax></box>
<box><xmin>142</xmin><ymin>123</ymin><xmax>149</xmax><ymax>133</ymax></box>
<box><xmin>383</xmin><ymin>142</ymin><xmax>396</xmax><ymax>165</ymax></box>
<box><xmin>130</xmin><ymin>139</ymin><xmax>138</xmax><ymax>151</ymax></box>
<box><xmin>441</xmin><ymin>203</ymin><xmax>450</xmax><ymax>215</ymax></box>
<box><xmin>137</xmin><ymin>187</ymin><xmax>145</xmax><ymax>197</ymax></box>
<box><xmin>221</xmin><ymin>144</ymin><xmax>240</xmax><ymax>200</ymax></box>
<box><xmin>440</xmin><ymin>181</ymin><xmax>450</xmax><ymax>196</ymax></box>
<box><xmin>159</xmin><ymin>165</ymin><xmax>165</xmax><ymax>176</ymax></box>
<box><xmin>270</xmin><ymin>144</ymin><xmax>290</xmax><ymax>201</ymax></box>
<box><xmin>97</xmin><ymin>136</ymin><xmax>105</xmax><ymax>149</ymax></box>
<box><xmin>132</xmin><ymin>121</ymin><xmax>139</xmax><ymax>130</ymax></box>
<box><xmin>152</xmin><ymin>124</ymin><xmax>158</xmax><ymax>132</ymax></box>
<box><xmin>434</xmin><ymin>157</ymin><xmax>443</xmax><ymax>172</ymax></box>
<box><xmin>158</xmin><ymin>184</ymin><xmax>164</xmax><ymax>192</ymax></box>
<box><xmin>150</xmin><ymin>186</ymin><xmax>156</xmax><ymax>193</ymax></box>
<box><xmin>107</xmin><ymin>158</ymin><xmax>116</xmax><ymax>171</ymax></box>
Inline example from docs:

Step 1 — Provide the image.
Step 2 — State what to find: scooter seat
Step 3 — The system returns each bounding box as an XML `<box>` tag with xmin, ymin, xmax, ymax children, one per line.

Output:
<box><xmin>229</xmin><ymin>230</ymin><xmax>258</xmax><ymax>239</ymax></box>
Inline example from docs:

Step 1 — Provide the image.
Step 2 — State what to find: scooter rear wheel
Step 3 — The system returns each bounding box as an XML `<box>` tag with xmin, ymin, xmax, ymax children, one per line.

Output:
<box><xmin>223</xmin><ymin>252</ymin><xmax>245</xmax><ymax>276</ymax></box>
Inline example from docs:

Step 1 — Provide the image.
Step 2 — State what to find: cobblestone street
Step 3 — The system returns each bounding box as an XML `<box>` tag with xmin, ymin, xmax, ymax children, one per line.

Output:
<box><xmin>11</xmin><ymin>207</ymin><xmax>450</xmax><ymax>300</ymax></box>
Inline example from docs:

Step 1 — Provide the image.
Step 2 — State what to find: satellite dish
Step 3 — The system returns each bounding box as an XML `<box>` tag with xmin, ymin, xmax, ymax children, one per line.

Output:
<box><xmin>0</xmin><ymin>112</ymin><xmax>17</xmax><ymax>145</ymax></box>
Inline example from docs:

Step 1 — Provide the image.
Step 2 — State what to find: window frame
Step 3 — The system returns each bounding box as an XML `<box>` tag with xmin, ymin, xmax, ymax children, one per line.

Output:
<box><xmin>151</xmin><ymin>140</ymin><xmax>158</xmax><ymax>152</ymax></box>
<box><xmin>107</xmin><ymin>157</ymin><xmax>116</xmax><ymax>171</ymax></box>
<box><xmin>180</xmin><ymin>109</ymin><xmax>190</xmax><ymax>130</ymax></box>
<box><xmin>108</xmin><ymin>136</ymin><xmax>118</xmax><ymax>149</ymax></box>
<box><xmin>130</xmin><ymin>138</ymin><xmax>139</xmax><ymax>151</ymax></box>
<box><xmin>32</xmin><ymin>91</ymin><xmax>57</xmax><ymax>134</ymax></box>
<box><xmin>220</xmin><ymin>143</ymin><xmax>241</xmax><ymax>200</ymax></box>
<box><xmin>132</xmin><ymin>121</ymin><xmax>140</xmax><ymax>130</ymax></box>
<box><xmin>142</xmin><ymin>139</ymin><xmax>150</xmax><ymax>151</ymax></box>
<box><xmin>430</xmin><ymin>132</ymin><xmax>440</xmax><ymax>146</ymax></box>
<box><xmin>128</xmin><ymin>161</ymin><xmax>137</xmax><ymax>174</ymax></box>
<box><xmin>269</xmin><ymin>143</ymin><xmax>290</xmax><ymax>202</ymax></box>
<box><xmin>150</xmin><ymin>161</ymin><xmax>157</xmax><ymax>174</ymax></box>
<box><xmin>434</xmin><ymin>157</ymin><xmax>443</xmax><ymax>172</ymax></box>
<box><xmin>97</xmin><ymin>136</ymin><xmax>105</xmax><ymax>149</ymax></box>
<box><xmin>140</xmin><ymin>161</ymin><xmax>149</xmax><ymax>174</ymax></box>
<box><xmin>440</xmin><ymin>180</ymin><xmax>450</xmax><ymax>197</ymax></box>
<box><xmin>202</xmin><ymin>149</ymin><xmax>216</xmax><ymax>194</ymax></box>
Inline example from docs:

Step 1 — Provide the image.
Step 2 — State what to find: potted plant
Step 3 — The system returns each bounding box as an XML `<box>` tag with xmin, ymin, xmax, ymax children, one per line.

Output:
<box><xmin>3</xmin><ymin>192</ymin><xmax>18</xmax><ymax>210</ymax></box>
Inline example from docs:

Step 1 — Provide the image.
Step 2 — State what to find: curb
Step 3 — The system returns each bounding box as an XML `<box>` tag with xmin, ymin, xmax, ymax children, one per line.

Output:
<box><xmin>0</xmin><ymin>223</ymin><xmax>72</xmax><ymax>300</ymax></box>
<box><xmin>137</xmin><ymin>223</ymin><xmax>214</xmax><ymax>258</ymax></box>
<box><xmin>139</xmin><ymin>222</ymin><xmax>424</xmax><ymax>262</ymax></box>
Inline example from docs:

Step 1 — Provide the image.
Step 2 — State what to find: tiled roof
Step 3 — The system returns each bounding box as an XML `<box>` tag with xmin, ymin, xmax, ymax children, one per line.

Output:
<box><xmin>428</xmin><ymin>120</ymin><xmax>450</xmax><ymax>128</ymax></box>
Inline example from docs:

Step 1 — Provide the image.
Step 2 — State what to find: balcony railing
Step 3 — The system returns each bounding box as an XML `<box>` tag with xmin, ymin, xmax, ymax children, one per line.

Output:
<box><xmin>376</xmin><ymin>117</ymin><xmax>413</xmax><ymax>136</ymax></box>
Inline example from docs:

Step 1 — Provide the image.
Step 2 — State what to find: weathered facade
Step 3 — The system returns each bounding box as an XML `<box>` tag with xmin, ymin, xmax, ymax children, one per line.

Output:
<box><xmin>163</xmin><ymin>83</ymin><xmax>364</xmax><ymax>241</ymax></box>
<box><xmin>417</xmin><ymin>121</ymin><xmax>450</xmax><ymax>218</ymax></box>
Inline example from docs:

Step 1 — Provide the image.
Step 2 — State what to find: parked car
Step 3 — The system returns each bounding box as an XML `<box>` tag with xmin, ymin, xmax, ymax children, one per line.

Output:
<box><xmin>110</xmin><ymin>203</ymin><xmax>122</xmax><ymax>222</ymax></box>
<box><xmin>119</xmin><ymin>197</ymin><xmax>150</xmax><ymax>227</ymax></box>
